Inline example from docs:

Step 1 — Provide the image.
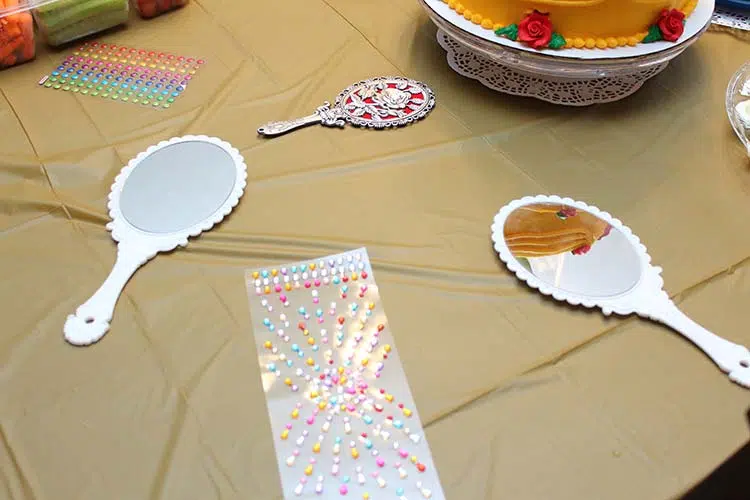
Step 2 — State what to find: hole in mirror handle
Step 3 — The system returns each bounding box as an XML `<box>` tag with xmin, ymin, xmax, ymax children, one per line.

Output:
<box><xmin>650</xmin><ymin>298</ymin><xmax>750</xmax><ymax>389</ymax></box>
<box><xmin>63</xmin><ymin>245</ymin><xmax>154</xmax><ymax>346</ymax></box>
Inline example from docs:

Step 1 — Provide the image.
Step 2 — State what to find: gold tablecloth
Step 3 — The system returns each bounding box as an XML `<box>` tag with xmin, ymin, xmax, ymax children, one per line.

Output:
<box><xmin>1</xmin><ymin>2</ymin><xmax>749</xmax><ymax>499</ymax></box>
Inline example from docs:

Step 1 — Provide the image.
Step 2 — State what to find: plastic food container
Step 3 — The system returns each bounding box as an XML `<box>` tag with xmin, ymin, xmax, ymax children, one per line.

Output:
<box><xmin>132</xmin><ymin>0</ymin><xmax>187</xmax><ymax>19</ymax></box>
<box><xmin>32</xmin><ymin>0</ymin><xmax>129</xmax><ymax>47</ymax></box>
<box><xmin>0</xmin><ymin>0</ymin><xmax>36</xmax><ymax>70</ymax></box>
<box><xmin>726</xmin><ymin>62</ymin><xmax>750</xmax><ymax>158</ymax></box>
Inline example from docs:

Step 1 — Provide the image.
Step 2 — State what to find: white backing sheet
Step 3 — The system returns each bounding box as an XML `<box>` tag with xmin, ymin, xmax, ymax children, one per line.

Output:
<box><xmin>246</xmin><ymin>248</ymin><xmax>445</xmax><ymax>500</ymax></box>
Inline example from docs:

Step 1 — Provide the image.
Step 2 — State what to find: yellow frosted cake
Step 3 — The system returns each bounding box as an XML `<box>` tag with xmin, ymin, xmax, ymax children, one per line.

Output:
<box><xmin>441</xmin><ymin>0</ymin><xmax>698</xmax><ymax>49</ymax></box>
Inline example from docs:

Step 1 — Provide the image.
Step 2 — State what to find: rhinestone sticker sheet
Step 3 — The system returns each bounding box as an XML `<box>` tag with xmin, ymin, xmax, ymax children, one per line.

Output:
<box><xmin>246</xmin><ymin>248</ymin><xmax>445</xmax><ymax>500</ymax></box>
<box><xmin>38</xmin><ymin>41</ymin><xmax>205</xmax><ymax>109</ymax></box>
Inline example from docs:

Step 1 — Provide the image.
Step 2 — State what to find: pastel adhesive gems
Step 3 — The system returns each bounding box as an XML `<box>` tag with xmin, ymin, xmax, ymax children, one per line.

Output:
<box><xmin>246</xmin><ymin>249</ymin><xmax>445</xmax><ymax>499</ymax></box>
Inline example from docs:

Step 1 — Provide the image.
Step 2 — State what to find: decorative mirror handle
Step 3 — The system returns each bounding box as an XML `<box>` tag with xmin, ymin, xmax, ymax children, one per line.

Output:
<box><xmin>257</xmin><ymin>102</ymin><xmax>346</xmax><ymax>137</ymax></box>
<box><xmin>653</xmin><ymin>299</ymin><xmax>750</xmax><ymax>388</ymax></box>
<box><xmin>64</xmin><ymin>246</ymin><xmax>152</xmax><ymax>346</ymax></box>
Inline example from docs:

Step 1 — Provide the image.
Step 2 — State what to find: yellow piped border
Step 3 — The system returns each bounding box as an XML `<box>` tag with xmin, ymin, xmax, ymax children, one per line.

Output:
<box><xmin>440</xmin><ymin>0</ymin><xmax>698</xmax><ymax>49</ymax></box>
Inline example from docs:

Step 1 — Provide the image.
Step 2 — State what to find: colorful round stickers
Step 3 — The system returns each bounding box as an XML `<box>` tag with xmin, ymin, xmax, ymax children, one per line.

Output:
<box><xmin>38</xmin><ymin>41</ymin><xmax>205</xmax><ymax>109</ymax></box>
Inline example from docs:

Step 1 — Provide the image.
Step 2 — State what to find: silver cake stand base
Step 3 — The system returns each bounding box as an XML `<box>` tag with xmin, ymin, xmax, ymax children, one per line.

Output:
<box><xmin>437</xmin><ymin>30</ymin><xmax>670</xmax><ymax>106</ymax></box>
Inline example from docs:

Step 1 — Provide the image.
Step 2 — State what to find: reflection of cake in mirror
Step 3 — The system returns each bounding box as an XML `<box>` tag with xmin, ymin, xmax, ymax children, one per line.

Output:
<box><xmin>504</xmin><ymin>203</ymin><xmax>611</xmax><ymax>258</ymax></box>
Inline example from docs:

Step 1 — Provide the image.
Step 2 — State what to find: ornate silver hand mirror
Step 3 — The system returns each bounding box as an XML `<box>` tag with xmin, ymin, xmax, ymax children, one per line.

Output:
<box><xmin>257</xmin><ymin>76</ymin><xmax>435</xmax><ymax>137</ymax></box>
<box><xmin>64</xmin><ymin>136</ymin><xmax>248</xmax><ymax>346</ymax></box>
<box><xmin>491</xmin><ymin>195</ymin><xmax>750</xmax><ymax>389</ymax></box>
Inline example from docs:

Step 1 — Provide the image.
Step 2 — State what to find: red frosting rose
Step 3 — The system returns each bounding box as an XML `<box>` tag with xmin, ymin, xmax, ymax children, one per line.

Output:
<box><xmin>571</xmin><ymin>244</ymin><xmax>591</xmax><ymax>256</ymax></box>
<box><xmin>657</xmin><ymin>9</ymin><xmax>685</xmax><ymax>42</ymax></box>
<box><xmin>518</xmin><ymin>11</ymin><xmax>553</xmax><ymax>49</ymax></box>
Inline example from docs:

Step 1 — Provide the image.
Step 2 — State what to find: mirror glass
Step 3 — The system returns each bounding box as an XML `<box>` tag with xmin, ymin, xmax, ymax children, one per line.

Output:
<box><xmin>119</xmin><ymin>141</ymin><xmax>237</xmax><ymax>234</ymax></box>
<box><xmin>503</xmin><ymin>203</ymin><xmax>642</xmax><ymax>297</ymax></box>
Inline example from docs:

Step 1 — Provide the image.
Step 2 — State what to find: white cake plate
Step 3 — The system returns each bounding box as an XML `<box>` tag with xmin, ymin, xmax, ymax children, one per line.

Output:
<box><xmin>420</xmin><ymin>0</ymin><xmax>714</xmax><ymax>105</ymax></box>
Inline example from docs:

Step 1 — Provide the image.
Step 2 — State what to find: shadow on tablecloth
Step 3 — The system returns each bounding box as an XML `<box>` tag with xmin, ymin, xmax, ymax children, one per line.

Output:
<box><xmin>679</xmin><ymin>407</ymin><xmax>750</xmax><ymax>500</ymax></box>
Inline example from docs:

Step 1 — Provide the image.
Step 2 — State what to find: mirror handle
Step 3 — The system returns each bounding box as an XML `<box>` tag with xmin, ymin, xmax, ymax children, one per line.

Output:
<box><xmin>652</xmin><ymin>299</ymin><xmax>750</xmax><ymax>389</ymax></box>
<box><xmin>63</xmin><ymin>244</ymin><xmax>153</xmax><ymax>346</ymax></box>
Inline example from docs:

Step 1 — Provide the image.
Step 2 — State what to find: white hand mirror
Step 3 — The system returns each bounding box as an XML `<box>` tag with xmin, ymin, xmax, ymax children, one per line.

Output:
<box><xmin>491</xmin><ymin>195</ymin><xmax>750</xmax><ymax>389</ymax></box>
<box><xmin>64</xmin><ymin>136</ymin><xmax>247</xmax><ymax>347</ymax></box>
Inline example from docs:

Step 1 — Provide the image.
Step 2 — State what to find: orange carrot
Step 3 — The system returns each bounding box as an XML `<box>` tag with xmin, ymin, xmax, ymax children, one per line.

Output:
<box><xmin>0</xmin><ymin>39</ymin><xmax>21</xmax><ymax>61</ymax></box>
<box><xmin>4</xmin><ymin>20</ymin><xmax>21</xmax><ymax>37</ymax></box>
<box><xmin>0</xmin><ymin>0</ymin><xmax>36</xmax><ymax>69</ymax></box>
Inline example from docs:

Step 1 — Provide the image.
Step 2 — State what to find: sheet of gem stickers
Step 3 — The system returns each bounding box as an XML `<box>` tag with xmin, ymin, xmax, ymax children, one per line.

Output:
<box><xmin>246</xmin><ymin>248</ymin><xmax>445</xmax><ymax>500</ymax></box>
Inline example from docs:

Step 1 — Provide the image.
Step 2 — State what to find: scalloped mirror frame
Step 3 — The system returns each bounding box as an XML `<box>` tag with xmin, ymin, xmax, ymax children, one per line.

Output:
<box><xmin>63</xmin><ymin>135</ymin><xmax>248</xmax><ymax>347</ymax></box>
<box><xmin>491</xmin><ymin>194</ymin><xmax>750</xmax><ymax>388</ymax></box>
<box><xmin>491</xmin><ymin>194</ymin><xmax>666</xmax><ymax>317</ymax></box>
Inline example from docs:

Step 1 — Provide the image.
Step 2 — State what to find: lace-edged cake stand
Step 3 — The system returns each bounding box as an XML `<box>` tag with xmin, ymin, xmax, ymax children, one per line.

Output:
<box><xmin>710</xmin><ymin>7</ymin><xmax>750</xmax><ymax>40</ymax></box>
<box><xmin>421</xmin><ymin>0</ymin><xmax>714</xmax><ymax>106</ymax></box>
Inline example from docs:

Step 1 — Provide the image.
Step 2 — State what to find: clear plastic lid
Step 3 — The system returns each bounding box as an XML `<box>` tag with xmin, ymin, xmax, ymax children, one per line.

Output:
<box><xmin>0</xmin><ymin>0</ymin><xmax>59</xmax><ymax>17</ymax></box>
<box><xmin>2</xmin><ymin>0</ymin><xmax>131</xmax><ymax>16</ymax></box>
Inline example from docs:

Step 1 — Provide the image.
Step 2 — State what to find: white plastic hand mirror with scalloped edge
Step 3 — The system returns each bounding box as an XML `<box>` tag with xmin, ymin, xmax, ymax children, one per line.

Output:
<box><xmin>491</xmin><ymin>195</ymin><xmax>750</xmax><ymax>389</ymax></box>
<box><xmin>63</xmin><ymin>136</ymin><xmax>248</xmax><ymax>347</ymax></box>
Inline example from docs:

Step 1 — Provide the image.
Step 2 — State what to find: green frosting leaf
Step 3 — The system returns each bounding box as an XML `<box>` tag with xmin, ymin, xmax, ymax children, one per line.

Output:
<box><xmin>548</xmin><ymin>32</ymin><xmax>566</xmax><ymax>50</ymax></box>
<box><xmin>495</xmin><ymin>23</ymin><xmax>519</xmax><ymax>41</ymax></box>
<box><xmin>642</xmin><ymin>24</ymin><xmax>663</xmax><ymax>43</ymax></box>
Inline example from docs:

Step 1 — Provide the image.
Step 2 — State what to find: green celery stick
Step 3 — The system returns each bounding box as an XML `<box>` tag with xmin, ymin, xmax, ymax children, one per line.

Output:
<box><xmin>36</xmin><ymin>0</ymin><xmax>126</xmax><ymax>33</ymax></box>
<box><xmin>44</xmin><ymin>9</ymin><xmax>129</xmax><ymax>45</ymax></box>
